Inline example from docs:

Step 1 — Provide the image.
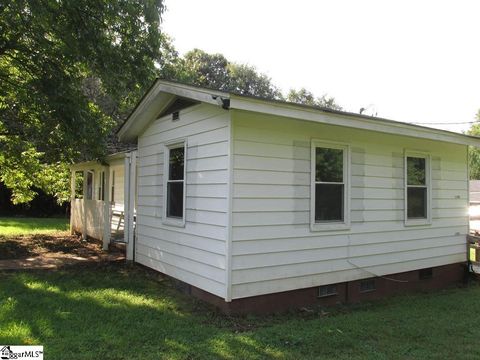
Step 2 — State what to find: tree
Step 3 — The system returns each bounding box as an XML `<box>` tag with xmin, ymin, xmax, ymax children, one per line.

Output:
<box><xmin>0</xmin><ymin>0</ymin><xmax>166</xmax><ymax>203</ymax></box>
<box><xmin>174</xmin><ymin>49</ymin><xmax>282</xmax><ymax>99</ymax></box>
<box><xmin>468</xmin><ymin>110</ymin><xmax>480</xmax><ymax>179</ymax></box>
<box><xmin>286</xmin><ymin>88</ymin><xmax>343</xmax><ymax>111</ymax></box>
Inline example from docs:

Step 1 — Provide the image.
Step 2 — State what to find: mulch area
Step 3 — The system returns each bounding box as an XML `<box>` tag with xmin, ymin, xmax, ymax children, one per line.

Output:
<box><xmin>0</xmin><ymin>233</ymin><xmax>125</xmax><ymax>270</ymax></box>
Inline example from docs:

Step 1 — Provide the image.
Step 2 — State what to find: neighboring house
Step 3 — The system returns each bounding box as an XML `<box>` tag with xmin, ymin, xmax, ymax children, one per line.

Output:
<box><xmin>72</xmin><ymin>80</ymin><xmax>480</xmax><ymax>313</ymax></box>
<box><xmin>470</xmin><ymin>180</ymin><xmax>480</xmax><ymax>205</ymax></box>
<box><xmin>469</xmin><ymin>180</ymin><xmax>480</xmax><ymax>234</ymax></box>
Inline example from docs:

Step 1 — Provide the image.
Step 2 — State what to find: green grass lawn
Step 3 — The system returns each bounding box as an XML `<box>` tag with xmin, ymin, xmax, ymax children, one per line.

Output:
<box><xmin>1</xmin><ymin>266</ymin><xmax>479</xmax><ymax>360</ymax></box>
<box><xmin>0</xmin><ymin>217</ymin><xmax>69</xmax><ymax>236</ymax></box>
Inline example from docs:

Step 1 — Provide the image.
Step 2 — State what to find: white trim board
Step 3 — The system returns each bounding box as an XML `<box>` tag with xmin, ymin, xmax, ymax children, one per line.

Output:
<box><xmin>118</xmin><ymin>79</ymin><xmax>480</xmax><ymax>147</ymax></box>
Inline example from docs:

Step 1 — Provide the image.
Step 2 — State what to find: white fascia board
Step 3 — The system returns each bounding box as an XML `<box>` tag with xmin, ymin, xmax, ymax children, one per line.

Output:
<box><xmin>70</xmin><ymin>151</ymin><xmax>131</xmax><ymax>170</ymax></box>
<box><xmin>118</xmin><ymin>80</ymin><xmax>229</xmax><ymax>142</ymax></box>
<box><xmin>229</xmin><ymin>95</ymin><xmax>480</xmax><ymax>147</ymax></box>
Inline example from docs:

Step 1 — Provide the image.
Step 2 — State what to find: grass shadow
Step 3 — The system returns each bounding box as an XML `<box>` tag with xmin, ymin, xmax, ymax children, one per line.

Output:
<box><xmin>1</xmin><ymin>266</ymin><xmax>480</xmax><ymax>359</ymax></box>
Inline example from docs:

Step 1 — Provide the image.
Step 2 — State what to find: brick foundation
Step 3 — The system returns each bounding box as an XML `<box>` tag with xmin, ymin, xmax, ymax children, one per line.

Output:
<box><xmin>168</xmin><ymin>262</ymin><xmax>467</xmax><ymax>315</ymax></box>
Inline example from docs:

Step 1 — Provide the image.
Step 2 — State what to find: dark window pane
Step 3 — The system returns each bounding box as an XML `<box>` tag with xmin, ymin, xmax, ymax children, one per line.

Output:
<box><xmin>167</xmin><ymin>182</ymin><xmax>183</xmax><ymax>218</ymax></box>
<box><xmin>315</xmin><ymin>184</ymin><xmax>344</xmax><ymax>221</ymax></box>
<box><xmin>407</xmin><ymin>157</ymin><xmax>426</xmax><ymax>185</ymax></box>
<box><xmin>99</xmin><ymin>171</ymin><xmax>105</xmax><ymax>201</ymax></box>
<box><xmin>86</xmin><ymin>171</ymin><xmax>94</xmax><ymax>200</ymax></box>
<box><xmin>169</xmin><ymin>147</ymin><xmax>184</xmax><ymax>180</ymax></box>
<box><xmin>407</xmin><ymin>187</ymin><xmax>427</xmax><ymax>218</ymax></box>
<box><xmin>316</xmin><ymin>148</ymin><xmax>343</xmax><ymax>182</ymax></box>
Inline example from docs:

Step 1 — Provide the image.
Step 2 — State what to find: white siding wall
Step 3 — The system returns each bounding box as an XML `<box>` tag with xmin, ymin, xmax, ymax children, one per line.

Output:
<box><xmin>136</xmin><ymin>103</ymin><xmax>230</xmax><ymax>298</ymax></box>
<box><xmin>231</xmin><ymin>110</ymin><xmax>468</xmax><ymax>299</ymax></box>
<box><xmin>110</xmin><ymin>164</ymin><xmax>125</xmax><ymax>206</ymax></box>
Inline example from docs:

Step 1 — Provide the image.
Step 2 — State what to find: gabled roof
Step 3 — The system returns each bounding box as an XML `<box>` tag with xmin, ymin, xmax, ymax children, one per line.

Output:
<box><xmin>118</xmin><ymin>79</ymin><xmax>480</xmax><ymax>147</ymax></box>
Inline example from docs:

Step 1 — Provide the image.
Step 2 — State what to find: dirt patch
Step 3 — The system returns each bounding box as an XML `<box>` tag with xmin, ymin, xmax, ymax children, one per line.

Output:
<box><xmin>0</xmin><ymin>234</ymin><xmax>125</xmax><ymax>270</ymax></box>
<box><xmin>0</xmin><ymin>233</ymin><xmax>105</xmax><ymax>260</ymax></box>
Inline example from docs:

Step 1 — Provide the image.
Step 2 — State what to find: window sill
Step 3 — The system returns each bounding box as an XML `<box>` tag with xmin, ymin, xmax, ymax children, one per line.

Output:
<box><xmin>162</xmin><ymin>218</ymin><xmax>186</xmax><ymax>228</ymax></box>
<box><xmin>310</xmin><ymin>222</ymin><xmax>350</xmax><ymax>232</ymax></box>
<box><xmin>404</xmin><ymin>219</ymin><xmax>431</xmax><ymax>227</ymax></box>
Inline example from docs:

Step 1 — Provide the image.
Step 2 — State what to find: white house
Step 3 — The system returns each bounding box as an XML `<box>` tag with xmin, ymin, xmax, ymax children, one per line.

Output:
<box><xmin>73</xmin><ymin>79</ymin><xmax>480</xmax><ymax>313</ymax></box>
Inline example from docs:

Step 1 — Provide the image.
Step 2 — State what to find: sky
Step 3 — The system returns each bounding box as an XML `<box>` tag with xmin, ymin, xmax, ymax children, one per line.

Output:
<box><xmin>162</xmin><ymin>0</ymin><xmax>480</xmax><ymax>134</ymax></box>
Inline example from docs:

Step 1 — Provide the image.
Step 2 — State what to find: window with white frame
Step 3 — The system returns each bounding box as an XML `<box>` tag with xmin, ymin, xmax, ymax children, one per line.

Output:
<box><xmin>86</xmin><ymin>170</ymin><xmax>94</xmax><ymax>200</ymax></box>
<box><xmin>311</xmin><ymin>141</ymin><xmax>350</xmax><ymax>230</ymax></box>
<box><xmin>405</xmin><ymin>153</ymin><xmax>430</xmax><ymax>223</ymax></box>
<box><xmin>164</xmin><ymin>142</ymin><xmax>186</xmax><ymax>224</ymax></box>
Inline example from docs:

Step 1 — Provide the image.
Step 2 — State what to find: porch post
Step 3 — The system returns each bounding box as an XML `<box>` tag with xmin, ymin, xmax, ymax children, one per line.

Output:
<box><xmin>102</xmin><ymin>166</ymin><xmax>111</xmax><ymax>250</ymax></box>
<box><xmin>82</xmin><ymin>169</ymin><xmax>87</xmax><ymax>240</ymax></box>
<box><xmin>70</xmin><ymin>169</ymin><xmax>75</xmax><ymax>234</ymax></box>
<box><xmin>123</xmin><ymin>154</ymin><xmax>130</xmax><ymax>251</ymax></box>
<box><xmin>126</xmin><ymin>151</ymin><xmax>137</xmax><ymax>261</ymax></box>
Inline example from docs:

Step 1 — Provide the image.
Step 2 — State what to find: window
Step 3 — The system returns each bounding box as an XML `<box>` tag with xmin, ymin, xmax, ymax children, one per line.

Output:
<box><xmin>98</xmin><ymin>171</ymin><xmax>105</xmax><ymax>201</ymax></box>
<box><xmin>405</xmin><ymin>152</ymin><xmax>431</xmax><ymax>225</ymax></box>
<box><xmin>86</xmin><ymin>170</ymin><xmax>94</xmax><ymax>200</ymax></box>
<box><xmin>163</xmin><ymin>141</ymin><xmax>186</xmax><ymax>226</ymax></box>
<box><xmin>360</xmin><ymin>279</ymin><xmax>376</xmax><ymax>293</ymax></box>
<box><xmin>311</xmin><ymin>141</ymin><xmax>350</xmax><ymax>231</ymax></box>
<box><xmin>318</xmin><ymin>284</ymin><xmax>337</xmax><ymax>298</ymax></box>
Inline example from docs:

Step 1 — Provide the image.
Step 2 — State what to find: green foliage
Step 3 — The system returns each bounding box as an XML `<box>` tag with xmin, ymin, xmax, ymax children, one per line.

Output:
<box><xmin>467</xmin><ymin>111</ymin><xmax>480</xmax><ymax>179</ymax></box>
<box><xmin>406</xmin><ymin>157</ymin><xmax>426</xmax><ymax>185</ymax></box>
<box><xmin>315</xmin><ymin>148</ymin><xmax>343</xmax><ymax>182</ymax></box>
<box><xmin>287</xmin><ymin>88</ymin><xmax>343</xmax><ymax>110</ymax></box>
<box><xmin>0</xmin><ymin>0</ymin><xmax>165</xmax><ymax>203</ymax></box>
<box><xmin>174</xmin><ymin>49</ymin><xmax>282</xmax><ymax>99</ymax></box>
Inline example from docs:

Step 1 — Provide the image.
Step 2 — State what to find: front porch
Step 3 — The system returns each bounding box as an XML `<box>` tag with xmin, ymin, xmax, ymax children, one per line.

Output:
<box><xmin>69</xmin><ymin>150</ymin><xmax>137</xmax><ymax>260</ymax></box>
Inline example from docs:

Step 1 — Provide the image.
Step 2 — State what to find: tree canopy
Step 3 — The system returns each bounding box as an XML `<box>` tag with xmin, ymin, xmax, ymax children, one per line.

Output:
<box><xmin>0</xmin><ymin>0</ymin><xmax>165</xmax><ymax>203</ymax></box>
<box><xmin>173</xmin><ymin>49</ymin><xmax>282</xmax><ymax>99</ymax></box>
<box><xmin>467</xmin><ymin>110</ymin><xmax>480</xmax><ymax>179</ymax></box>
<box><xmin>286</xmin><ymin>88</ymin><xmax>343</xmax><ymax>111</ymax></box>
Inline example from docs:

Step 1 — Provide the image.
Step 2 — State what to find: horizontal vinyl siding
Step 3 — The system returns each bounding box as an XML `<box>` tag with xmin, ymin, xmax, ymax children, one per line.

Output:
<box><xmin>136</xmin><ymin>103</ymin><xmax>229</xmax><ymax>298</ymax></box>
<box><xmin>231</xmin><ymin>110</ymin><xmax>468</xmax><ymax>299</ymax></box>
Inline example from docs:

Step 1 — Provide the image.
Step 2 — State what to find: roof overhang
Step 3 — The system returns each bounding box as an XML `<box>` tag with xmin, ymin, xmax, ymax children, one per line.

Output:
<box><xmin>229</xmin><ymin>94</ymin><xmax>480</xmax><ymax>147</ymax></box>
<box><xmin>118</xmin><ymin>79</ymin><xmax>229</xmax><ymax>142</ymax></box>
<box><xmin>70</xmin><ymin>150</ymin><xmax>135</xmax><ymax>170</ymax></box>
<box><xmin>117</xmin><ymin>79</ymin><xmax>480</xmax><ymax>147</ymax></box>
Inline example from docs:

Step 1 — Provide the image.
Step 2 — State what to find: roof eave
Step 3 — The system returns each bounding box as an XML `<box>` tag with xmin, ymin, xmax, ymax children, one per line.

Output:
<box><xmin>117</xmin><ymin>79</ymin><xmax>229</xmax><ymax>142</ymax></box>
<box><xmin>229</xmin><ymin>94</ymin><xmax>480</xmax><ymax>147</ymax></box>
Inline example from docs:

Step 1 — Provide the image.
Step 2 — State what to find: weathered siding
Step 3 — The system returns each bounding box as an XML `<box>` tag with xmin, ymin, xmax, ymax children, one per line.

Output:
<box><xmin>135</xmin><ymin>103</ymin><xmax>230</xmax><ymax>298</ymax></box>
<box><xmin>231</xmin><ymin>110</ymin><xmax>468</xmax><ymax>299</ymax></box>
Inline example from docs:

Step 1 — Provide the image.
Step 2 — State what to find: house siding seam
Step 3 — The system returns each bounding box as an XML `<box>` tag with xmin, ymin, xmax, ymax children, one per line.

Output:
<box><xmin>135</xmin><ymin>103</ymin><xmax>230</xmax><ymax>298</ymax></box>
<box><xmin>230</xmin><ymin>110</ymin><xmax>468</xmax><ymax>299</ymax></box>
